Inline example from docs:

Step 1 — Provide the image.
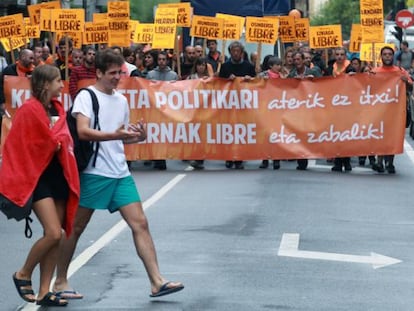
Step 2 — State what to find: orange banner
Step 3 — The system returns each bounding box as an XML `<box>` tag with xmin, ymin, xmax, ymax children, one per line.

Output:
<box><xmin>3</xmin><ymin>74</ymin><xmax>406</xmax><ymax>161</ymax></box>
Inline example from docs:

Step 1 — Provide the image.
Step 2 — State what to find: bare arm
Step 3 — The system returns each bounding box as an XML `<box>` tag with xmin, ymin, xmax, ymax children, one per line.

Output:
<box><xmin>76</xmin><ymin>113</ymin><xmax>141</xmax><ymax>142</ymax></box>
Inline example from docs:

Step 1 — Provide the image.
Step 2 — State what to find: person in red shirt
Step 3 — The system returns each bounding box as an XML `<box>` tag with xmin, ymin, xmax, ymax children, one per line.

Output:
<box><xmin>372</xmin><ymin>46</ymin><xmax>413</xmax><ymax>174</ymax></box>
<box><xmin>68</xmin><ymin>46</ymin><xmax>96</xmax><ymax>101</ymax></box>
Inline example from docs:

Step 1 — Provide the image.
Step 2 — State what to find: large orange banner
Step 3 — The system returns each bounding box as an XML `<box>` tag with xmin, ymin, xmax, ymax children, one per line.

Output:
<box><xmin>4</xmin><ymin>73</ymin><xmax>406</xmax><ymax>160</ymax></box>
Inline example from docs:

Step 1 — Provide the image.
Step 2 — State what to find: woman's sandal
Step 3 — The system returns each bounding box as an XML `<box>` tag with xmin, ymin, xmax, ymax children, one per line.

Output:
<box><xmin>36</xmin><ymin>292</ymin><xmax>68</xmax><ymax>306</ymax></box>
<box><xmin>12</xmin><ymin>272</ymin><xmax>35</xmax><ymax>303</ymax></box>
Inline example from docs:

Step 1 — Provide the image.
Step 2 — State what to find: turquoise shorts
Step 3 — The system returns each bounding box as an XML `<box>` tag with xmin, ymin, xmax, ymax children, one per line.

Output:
<box><xmin>79</xmin><ymin>174</ymin><xmax>141</xmax><ymax>213</ymax></box>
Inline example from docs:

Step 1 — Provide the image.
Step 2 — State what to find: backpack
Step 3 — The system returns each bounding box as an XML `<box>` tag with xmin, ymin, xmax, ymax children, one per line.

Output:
<box><xmin>67</xmin><ymin>88</ymin><xmax>100</xmax><ymax>172</ymax></box>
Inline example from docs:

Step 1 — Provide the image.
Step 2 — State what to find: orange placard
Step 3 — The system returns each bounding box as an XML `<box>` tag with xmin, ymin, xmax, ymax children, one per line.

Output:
<box><xmin>0</xmin><ymin>14</ymin><xmax>24</xmax><ymax>39</ymax></box>
<box><xmin>216</xmin><ymin>13</ymin><xmax>244</xmax><ymax>40</ymax></box>
<box><xmin>84</xmin><ymin>21</ymin><xmax>109</xmax><ymax>45</ymax></box>
<box><xmin>294</xmin><ymin>18</ymin><xmax>309</xmax><ymax>42</ymax></box>
<box><xmin>190</xmin><ymin>15</ymin><xmax>224</xmax><ymax>40</ymax></box>
<box><xmin>349</xmin><ymin>24</ymin><xmax>362</xmax><ymax>53</ymax></box>
<box><xmin>277</xmin><ymin>16</ymin><xmax>295</xmax><ymax>42</ymax></box>
<box><xmin>28</xmin><ymin>1</ymin><xmax>61</xmax><ymax>26</ymax></box>
<box><xmin>245</xmin><ymin>16</ymin><xmax>278</xmax><ymax>44</ymax></box>
<box><xmin>158</xmin><ymin>2</ymin><xmax>192</xmax><ymax>27</ymax></box>
<box><xmin>360</xmin><ymin>0</ymin><xmax>384</xmax><ymax>43</ymax></box>
<box><xmin>133</xmin><ymin>23</ymin><xmax>154</xmax><ymax>44</ymax></box>
<box><xmin>309</xmin><ymin>25</ymin><xmax>342</xmax><ymax>49</ymax></box>
<box><xmin>152</xmin><ymin>7</ymin><xmax>177</xmax><ymax>49</ymax></box>
<box><xmin>4</xmin><ymin>74</ymin><xmax>405</xmax><ymax>161</ymax></box>
<box><xmin>107</xmin><ymin>0</ymin><xmax>130</xmax><ymax>47</ymax></box>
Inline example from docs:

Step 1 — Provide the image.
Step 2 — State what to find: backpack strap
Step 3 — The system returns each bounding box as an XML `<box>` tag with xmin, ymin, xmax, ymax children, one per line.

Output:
<box><xmin>75</xmin><ymin>88</ymin><xmax>100</xmax><ymax>168</ymax></box>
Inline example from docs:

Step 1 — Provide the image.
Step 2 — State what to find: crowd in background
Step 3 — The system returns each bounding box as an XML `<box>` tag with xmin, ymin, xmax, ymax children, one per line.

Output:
<box><xmin>0</xmin><ymin>36</ymin><xmax>411</xmax><ymax>174</ymax></box>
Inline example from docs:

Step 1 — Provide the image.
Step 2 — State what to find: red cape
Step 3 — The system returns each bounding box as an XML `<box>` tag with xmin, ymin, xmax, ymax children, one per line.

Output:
<box><xmin>0</xmin><ymin>97</ymin><xmax>80</xmax><ymax>236</ymax></box>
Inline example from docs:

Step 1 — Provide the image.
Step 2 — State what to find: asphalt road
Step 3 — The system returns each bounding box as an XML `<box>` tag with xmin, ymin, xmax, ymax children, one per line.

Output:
<box><xmin>1</xmin><ymin>135</ymin><xmax>414</xmax><ymax>310</ymax></box>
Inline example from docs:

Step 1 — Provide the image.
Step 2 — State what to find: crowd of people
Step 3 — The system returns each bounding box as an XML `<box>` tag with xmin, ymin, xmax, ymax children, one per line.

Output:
<box><xmin>0</xmin><ymin>32</ymin><xmax>412</xmax><ymax>306</ymax></box>
<box><xmin>109</xmin><ymin>39</ymin><xmax>411</xmax><ymax>174</ymax></box>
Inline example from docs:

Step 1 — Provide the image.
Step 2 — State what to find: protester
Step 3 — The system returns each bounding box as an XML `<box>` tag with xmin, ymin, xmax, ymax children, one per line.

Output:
<box><xmin>31</xmin><ymin>43</ymin><xmax>45</xmax><ymax>67</ymax></box>
<box><xmin>372</xmin><ymin>46</ymin><xmax>413</xmax><ymax>174</ymax></box>
<box><xmin>180</xmin><ymin>45</ymin><xmax>197</xmax><ymax>80</ymax></box>
<box><xmin>0</xmin><ymin>49</ymin><xmax>35</xmax><ymax>116</ymax></box>
<box><xmin>219</xmin><ymin>41</ymin><xmax>256</xmax><ymax>170</ymax></box>
<box><xmin>54</xmin><ymin>36</ymin><xmax>74</xmax><ymax>81</ymax></box>
<box><xmin>258</xmin><ymin>56</ymin><xmax>286</xmax><ymax>170</ymax></box>
<box><xmin>0</xmin><ymin>64</ymin><xmax>79</xmax><ymax>306</ymax></box>
<box><xmin>53</xmin><ymin>49</ymin><xmax>184</xmax><ymax>299</ymax></box>
<box><xmin>287</xmin><ymin>51</ymin><xmax>321</xmax><ymax>170</ymax></box>
<box><xmin>68</xmin><ymin>46</ymin><xmax>96</xmax><ymax>100</ymax></box>
<box><xmin>140</xmin><ymin>50</ymin><xmax>158</xmax><ymax>78</ymax></box>
<box><xmin>206</xmin><ymin>39</ymin><xmax>226</xmax><ymax>74</ymax></box>
<box><xmin>146</xmin><ymin>51</ymin><xmax>178</xmax><ymax>170</ymax></box>
<box><xmin>328</xmin><ymin>47</ymin><xmax>352</xmax><ymax>172</ymax></box>
<box><xmin>187</xmin><ymin>57</ymin><xmax>213</xmax><ymax>169</ymax></box>
<box><xmin>71</xmin><ymin>48</ymin><xmax>84</xmax><ymax>67</ymax></box>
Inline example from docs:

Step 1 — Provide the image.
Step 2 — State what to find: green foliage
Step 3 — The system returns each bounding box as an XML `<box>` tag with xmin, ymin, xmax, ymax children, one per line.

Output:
<box><xmin>130</xmin><ymin>0</ymin><xmax>178</xmax><ymax>22</ymax></box>
<box><xmin>310</xmin><ymin>0</ymin><xmax>397</xmax><ymax>40</ymax></box>
<box><xmin>311</xmin><ymin>0</ymin><xmax>359</xmax><ymax>39</ymax></box>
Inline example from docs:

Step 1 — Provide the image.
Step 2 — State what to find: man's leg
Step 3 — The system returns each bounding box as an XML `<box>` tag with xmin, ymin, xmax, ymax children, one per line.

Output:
<box><xmin>53</xmin><ymin>207</ymin><xmax>94</xmax><ymax>295</ymax></box>
<box><xmin>119</xmin><ymin>202</ymin><xmax>183</xmax><ymax>295</ymax></box>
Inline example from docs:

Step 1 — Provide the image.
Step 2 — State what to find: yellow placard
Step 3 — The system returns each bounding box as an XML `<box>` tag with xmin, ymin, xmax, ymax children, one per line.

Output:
<box><xmin>129</xmin><ymin>20</ymin><xmax>139</xmax><ymax>42</ymax></box>
<box><xmin>83</xmin><ymin>21</ymin><xmax>109</xmax><ymax>45</ymax></box>
<box><xmin>360</xmin><ymin>0</ymin><xmax>383</xmax><ymax>43</ymax></box>
<box><xmin>107</xmin><ymin>0</ymin><xmax>130</xmax><ymax>47</ymax></box>
<box><xmin>0</xmin><ymin>37</ymin><xmax>28</xmax><ymax>52</ymax></box>
<box><xmin>294</xmin><ymin>18</ymin><xmax>309</xmax><ymax>42</ymax></box>
<box><xmin>25</xmin><ymin>25</ymin><xmax>40</xmax><ymax>39</ymax></box>
<box><xmin>39</xmin><ymin>9</ymin><xmax>52</xmax><ymax>31</ymax></box>
<box><xmin>152</xmin><ymin>7</ymin><xmax>177</xmax><ymax>49</ymax></box>
<box><xmin>133</xmin><ymin>23</ymin><xmax>154</xmax><ymax>44</ymax></box>
<box><xmin>309</xmin><ymin>25</ymin><xmax>342</xmax><ymax>49</ymax></box>
<box><xmin>190</xmin><ymin>15</ymin><xmax>224</xmax><ymax>40</ymax></box>
<box><xmin>349</xmin><ymin>24</ymin><xmax>362</xmax><ymax>53</ymax></box>
<box><xmin>216</xmin><ymin>13</ymin><xmax>245</xmax><ymax>36</ymax></box>
<box><xmin>0</xmin><ymin>14</ymin><xmax>25</xmax><ymax>39</ymax></box>
<box><xmin>216</xmin><ymin>13</ymin><xmax>244</xmax><ymax>40</ymax></box>
<box><xmin>158</xmin><ymin>2</ymin><xmax>192</xmax><ymax>27</ymax></box>
<box><xmin>56</xmin><ymin>31</ymin><xmax>82</xmax><ymax>49</ymax></box>
<box><xmin>245</xmin><ymin>16</ymin><xmax>278</xmax><ymax>44</ymax></box>
<box><xmin>277</xmin><ymin>16</ymin><xmax>295</xmax><ymax>42</ymax></box>
<box><xmin>360</xmin><ymin>42</ymin><xmax>392</xmax><ymax>63</ymax></box>
<box><xmin>51</xmin><ymin>9</ymin><xmax>85</xmax><ymax>33</ymax></box>
<box><xmin>93</xmin><ymin>13</ymin><xmax>108</xmax><ymax>23</ymax></box>
<box><xmin>28</xmin><ymin>1</ymin><xmax>60</xmax><ymax>26</ymax></box>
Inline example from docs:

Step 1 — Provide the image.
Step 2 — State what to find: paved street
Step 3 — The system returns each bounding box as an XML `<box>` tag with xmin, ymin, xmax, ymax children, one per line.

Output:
<box><xmin>1</xmin><ymin>135</ymin><xmax>414</xmax><ymax>310</ymax></box>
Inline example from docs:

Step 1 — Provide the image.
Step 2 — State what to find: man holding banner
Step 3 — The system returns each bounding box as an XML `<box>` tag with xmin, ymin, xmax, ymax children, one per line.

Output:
<box><xmin>372</xmin><ymin>46</ymin><xmax>413</xmax><ymax>174</ymax></box>
<box><xmin>219</xmin><ymin>41</ymin><xmax>256</xmax><ymax>170</ymax></box>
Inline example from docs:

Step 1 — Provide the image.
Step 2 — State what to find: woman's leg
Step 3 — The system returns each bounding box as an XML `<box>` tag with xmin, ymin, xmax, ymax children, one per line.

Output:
<box><xmin>17</xmin><ymin>198</ymin><xmax>65</xmax><ymax>300</ymax></box>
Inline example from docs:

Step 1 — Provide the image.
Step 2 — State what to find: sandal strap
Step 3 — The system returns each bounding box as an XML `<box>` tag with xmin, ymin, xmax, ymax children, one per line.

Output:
<box><xmin>19</xmin><ymin>288</ymin><xmax>35</xmax><ymax>295</ymax></box>
<box><xmin>16</xmin><ymin>278</ymin><xmax>32</xmax><ymax>286</ymax></box>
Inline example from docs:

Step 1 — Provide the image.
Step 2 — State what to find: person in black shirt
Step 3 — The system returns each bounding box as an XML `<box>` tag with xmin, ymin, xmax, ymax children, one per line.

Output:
<box><xmin>219</xmin><ymin>41</ymin><xmax>256</xmax><ymax>170</ymax></box>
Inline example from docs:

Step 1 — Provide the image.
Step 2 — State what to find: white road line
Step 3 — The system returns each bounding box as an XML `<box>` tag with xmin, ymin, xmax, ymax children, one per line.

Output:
<box><xmin>20</xmin><ymin>174</ymin><xmax>186</xmax><ymax>311</ymax></box>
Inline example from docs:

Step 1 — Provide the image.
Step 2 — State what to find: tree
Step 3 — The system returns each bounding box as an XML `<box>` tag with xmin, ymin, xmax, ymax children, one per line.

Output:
<box><xmin>130</xmin><ymin>0</ymin><xmax>178</xmax><ymax>22</ymax></box>
<box><xmin>310</xmin><ymin>0</ymin><xmax>399</xmax><ymax>40</ymax></box>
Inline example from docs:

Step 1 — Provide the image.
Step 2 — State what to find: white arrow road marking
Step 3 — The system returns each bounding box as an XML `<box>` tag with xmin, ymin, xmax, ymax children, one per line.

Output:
<box><xmin>278</xmin><ymin>233</ymin><xmax>402</xmax><ymax>269</ymax></box>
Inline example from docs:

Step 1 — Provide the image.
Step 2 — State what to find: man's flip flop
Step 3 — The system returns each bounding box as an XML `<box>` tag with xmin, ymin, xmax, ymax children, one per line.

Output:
<box><xmin>12</xmin><ymin>272</ymin><xmax>35</xmax><ymax>303</ymax></box>
<box><xmin>55</xmin><ymin>290</ymin><xmax>84</xmax><ymax>299</ymax></box>
<box><xmin>150</xmin><ymin>282</ymin><xmax>184</xmax><ymax>298</ymax></box>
